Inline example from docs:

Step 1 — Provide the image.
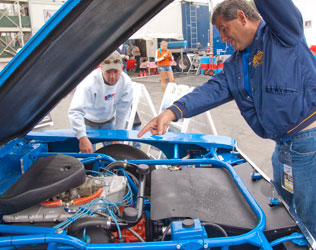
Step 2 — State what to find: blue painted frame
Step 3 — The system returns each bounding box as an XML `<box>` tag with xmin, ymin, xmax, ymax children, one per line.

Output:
<box><xmin>0</xmin><ymin>129</ymin><xmax>307</xmax><ymax>249</ymax></box>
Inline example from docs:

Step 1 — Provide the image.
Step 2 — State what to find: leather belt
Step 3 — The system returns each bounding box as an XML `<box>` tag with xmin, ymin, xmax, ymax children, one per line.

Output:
<box><xmin>84</xmin><ymin>117</ymin><xmax>114</xmax><ymax>127</ymax></box>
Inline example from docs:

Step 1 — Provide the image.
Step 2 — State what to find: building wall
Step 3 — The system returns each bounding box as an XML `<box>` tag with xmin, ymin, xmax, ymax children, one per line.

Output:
<box><xmin>293</xmin><ymin>0</ymin><xmax>316</xmax><ymax>46</ymax></box>
<box><xmin>28</xmin><ymin>0</ymin><xmax>65</xmax><ymax>35</ymax></box>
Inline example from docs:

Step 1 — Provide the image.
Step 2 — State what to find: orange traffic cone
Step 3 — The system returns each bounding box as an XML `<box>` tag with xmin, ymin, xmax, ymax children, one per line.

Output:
<box><xmin>143</xmin><ymin>70</ymin><xmax>147</xmax><ymax>77</ymax></box>
<box><xmin>139</xmin><ymin>71</ymin><xmax>143</xmax><ymax>77</ymax></box>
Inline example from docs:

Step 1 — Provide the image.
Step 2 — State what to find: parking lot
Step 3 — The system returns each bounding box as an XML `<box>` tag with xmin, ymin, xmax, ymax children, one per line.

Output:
<box><xmin>42</xmin><ymin>72</ymin><xmax>275</xmax><ymax>179</ymax></box>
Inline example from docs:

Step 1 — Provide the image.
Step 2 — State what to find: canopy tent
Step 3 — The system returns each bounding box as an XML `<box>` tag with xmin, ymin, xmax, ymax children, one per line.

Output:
<box><xmin>130</xmin><ymin>1</ymin><xmax>183</xmax><ymax>40</ymax></box>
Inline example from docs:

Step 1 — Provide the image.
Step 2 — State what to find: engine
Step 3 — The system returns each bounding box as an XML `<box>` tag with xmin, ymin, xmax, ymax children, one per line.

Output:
<box><xmin>3</xmin><ymin>175</ymin><xmax>127</xmax><ymax>223</ymax></box>
<box><xmin>1</xmin><ymin>155</ymin><xmax>232</xmax><ymax>245</ymax></box>
<box><xmin>0</xmin><ymin>147</ymin><xmax>301</xmax><ymax>247</ymax></box>
<box><xmin>1</xmin><ymin>155</ymin><xmax>153</xmax><ymax>243</ymax></box>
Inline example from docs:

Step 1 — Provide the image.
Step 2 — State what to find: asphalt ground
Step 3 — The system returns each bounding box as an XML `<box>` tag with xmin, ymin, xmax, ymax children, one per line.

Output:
<box><xmin>38</xmin><ymin>72</ymin><xmax>275</xmax><ymax>178</ymax></box>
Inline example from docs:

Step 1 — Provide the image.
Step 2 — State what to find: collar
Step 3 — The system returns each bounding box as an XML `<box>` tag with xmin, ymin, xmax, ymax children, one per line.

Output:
<box><xmin>236</xmin><ymin>19</ymin><xmax>265</xmax><ymax>55</ymax></box>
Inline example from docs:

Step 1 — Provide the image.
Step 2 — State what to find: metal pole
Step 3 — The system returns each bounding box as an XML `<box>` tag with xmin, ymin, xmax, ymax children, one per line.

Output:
<box><xmin>17</xmin><ymin>0</ymin><xmax>25</xmax><ymax>46</ymax></box>
<box><xmin>209</xmin><ymin>0</ymin><xmax>213</xmax><ymax>55</ymax></box>
<box><xmin>181</xmin><ymin>48</ymin><xmax>183</xmax><ymax>73</ymax></box>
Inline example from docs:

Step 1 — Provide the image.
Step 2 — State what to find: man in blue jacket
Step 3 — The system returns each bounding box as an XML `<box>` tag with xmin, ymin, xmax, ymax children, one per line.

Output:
<box><xmin>138</xmin><ymin>0</ymin><xmax>316</xmax><ymax>240</ymax></box>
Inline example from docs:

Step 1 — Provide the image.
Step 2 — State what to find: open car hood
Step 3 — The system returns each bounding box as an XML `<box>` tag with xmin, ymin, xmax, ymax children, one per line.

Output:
<box><xmin>0</xmin><ymin>0</ymin><xmax>173</xmax><ymax>146</ymax></box>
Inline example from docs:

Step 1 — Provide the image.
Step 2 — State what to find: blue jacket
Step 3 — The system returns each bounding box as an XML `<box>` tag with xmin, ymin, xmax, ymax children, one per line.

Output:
<box><xmin>169</xmin><ymin>0</ymin><xmax>316</xmax><ymax>142</ymax></box>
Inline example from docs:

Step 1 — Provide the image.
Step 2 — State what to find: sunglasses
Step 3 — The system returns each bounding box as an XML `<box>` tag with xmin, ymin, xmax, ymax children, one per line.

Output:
<box><xmin>103</xmin><ymin>59</ymin><xmax>122</xmax><ymax>64</ymax></box>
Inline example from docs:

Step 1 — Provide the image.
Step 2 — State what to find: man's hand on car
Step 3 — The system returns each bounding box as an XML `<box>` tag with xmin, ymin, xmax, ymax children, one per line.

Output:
<box><xmin>79</xmin><ymin>136</ymin><xmax>93</xmax><ymax>153</ymax></box>
<box><xmin>137</xmin><ymin>109</ymin><xmax>176</xmax><ymax>137</ymax></box>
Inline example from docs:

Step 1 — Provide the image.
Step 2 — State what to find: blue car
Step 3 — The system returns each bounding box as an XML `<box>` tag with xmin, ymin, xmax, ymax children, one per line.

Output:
<box><xmin>0</xmin><ymin>0</ymin><xmax>312</xmax><ymax>249</ymax></box>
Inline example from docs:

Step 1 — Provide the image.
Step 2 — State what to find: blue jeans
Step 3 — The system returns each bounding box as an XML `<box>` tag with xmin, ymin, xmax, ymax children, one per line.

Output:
<box><xmin>132</xmin><ymin>124</ymin><xmax>141</xmax><ymax>149</ymax></box>
<box><xmin>272</xmin><ymin>127</ymin><xmax>316</xmax><ymax>238</ymax></box>
<box><xmin>86</xmin><ymin>121</ymin><xmax>115</xmax><ymax>151</ymax></box>
<box><xmin>158</xmin><ymin>66</ymin><xmax>172</xmax><ymax>73</ymax></box>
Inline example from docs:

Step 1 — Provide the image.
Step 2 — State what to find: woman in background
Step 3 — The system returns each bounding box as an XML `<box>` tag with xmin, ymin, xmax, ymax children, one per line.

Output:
<box><xmin>155</xmin><ymin>40</ymin><xmax>174</xmax><ymax>93</ymax></box>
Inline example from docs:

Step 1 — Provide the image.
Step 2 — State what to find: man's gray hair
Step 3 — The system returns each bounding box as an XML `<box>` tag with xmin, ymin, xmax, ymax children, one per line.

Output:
<box><xmin>211</xmin><ymin>0</ymin><xmax>260</xmax><ymax>25</ymax></box>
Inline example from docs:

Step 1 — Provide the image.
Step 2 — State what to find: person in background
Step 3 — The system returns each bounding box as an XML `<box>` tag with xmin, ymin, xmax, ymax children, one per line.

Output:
<box><xmin>132</xmin><ymin>44</ymin><xmax>141</xmax><ymax>72</ymax></box>
<box><xmin>117</xmin><ymin>44</ymin><xmax>129</xmax><ymax>73</ymax></box>
<box><xmin>127</xmin><ymin>44</ymin><xmax>133</xmax><ymax>58</ymax></box>
<box><xmin>138</xmin><ymin>0</ymin><xmax>316</xmax><ymax>240</ymax></box>
<box><xmin>155</xmin><ymin>40</ymin><xmax>174</xmax><ymax>93</ymax></box>
<box><xmin>68</xmin><ymin>51</ymin><xmax>133</xmax><ymax>153</ymax></box>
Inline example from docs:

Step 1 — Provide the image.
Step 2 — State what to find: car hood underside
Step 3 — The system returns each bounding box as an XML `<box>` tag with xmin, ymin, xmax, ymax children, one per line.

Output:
<box><xmin>0</xmin><ymin>0</ymin><xmax>172</xmax><ymax>145</ymax></box>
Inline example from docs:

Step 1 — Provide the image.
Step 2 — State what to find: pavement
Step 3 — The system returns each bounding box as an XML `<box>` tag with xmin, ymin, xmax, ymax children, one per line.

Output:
<box><xmin>38</xmin><ymin>71</ymin><xmax>275</xmax><ymax>179</ymax></box>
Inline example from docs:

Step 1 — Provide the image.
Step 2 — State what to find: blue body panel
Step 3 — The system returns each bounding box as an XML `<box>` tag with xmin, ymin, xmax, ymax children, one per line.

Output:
<box><xmin>26</xmin><ymin>129</ymin><xmax>235</xmax><ymax>151</ymax></box>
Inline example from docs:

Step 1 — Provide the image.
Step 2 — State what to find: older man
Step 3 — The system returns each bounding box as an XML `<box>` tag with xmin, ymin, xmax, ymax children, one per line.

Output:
<box><xmin>138</xmin><ymin>0</ymin><xmax>316</xmax><ymax>239</ymax></box>
<box><xmin>69</xmin><ymin>51</ymin><xmax>133</xmax><ymax>153</ymax></box>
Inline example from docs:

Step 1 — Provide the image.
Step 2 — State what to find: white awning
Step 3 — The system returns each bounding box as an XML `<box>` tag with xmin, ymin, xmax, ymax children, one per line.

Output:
<box><xmin>130</xmin><ymin>1</ymin><xmax>184</xmax><ymax>40</ymax></box>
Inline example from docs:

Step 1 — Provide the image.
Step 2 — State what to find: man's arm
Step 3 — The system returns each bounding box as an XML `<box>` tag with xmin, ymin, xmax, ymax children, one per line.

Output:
<box><xmin>170</xmin><ymin>70</ymin><xmax>233</xmax><ymax>120</ymax></box>
<box><xmin>255</xmin><ymin>0</ymin><xmax>303</xmax><ymax>45</ymax></box>
<box><xmin>68</xmin><ymin>83</ymin><xmax>93</xmax><ymax>153</ymax></box>
<box><xmin>138</xmin><ymin>70</ymin><xmax>233</xmax><ymax>137</ymax></box>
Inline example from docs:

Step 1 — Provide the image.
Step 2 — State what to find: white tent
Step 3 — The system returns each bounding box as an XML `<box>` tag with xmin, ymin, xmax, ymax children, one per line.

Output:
<box><xmin>130</xmin><ymin>1</ymin><xmax>184</xmax><ymax>40</ymax></box>
<box><xmin>293</xmin><ymin>0</ymin><xmax>316</xmax><ymax>46</ymax></box>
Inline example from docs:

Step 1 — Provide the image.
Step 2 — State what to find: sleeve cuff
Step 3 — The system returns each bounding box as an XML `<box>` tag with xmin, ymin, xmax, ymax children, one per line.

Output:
<box><xmin>167</xmin><ymin>102</ymin><xmax>187</xmax><ymax>121</ymax></box>
<box><xmin>76</xmin><ymin>131</ymin><xmax>87</xmax><ymax>140</ymax></box>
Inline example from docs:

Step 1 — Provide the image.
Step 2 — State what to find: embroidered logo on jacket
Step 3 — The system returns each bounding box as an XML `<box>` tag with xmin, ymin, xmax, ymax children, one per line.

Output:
<box><xmin>253</xmin><ymin>50</ymin><xmax>263</xmax><ymax>67</ymax></box>
<box><xmin>104</xmin><ymin>93</ymin><xmax>115</xmax><ymax>101</ymax></box>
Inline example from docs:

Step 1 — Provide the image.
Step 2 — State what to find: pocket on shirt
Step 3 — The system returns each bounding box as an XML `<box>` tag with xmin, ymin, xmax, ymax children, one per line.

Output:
<box><xmin>262</xmin><ymin>84</ymin><xmax>300</xmax><ymax>125</ymax></box>
<box><xmin>265</xmin><ymin>85</ymin><xmax>298</xmax><ymax>95</ymax></box>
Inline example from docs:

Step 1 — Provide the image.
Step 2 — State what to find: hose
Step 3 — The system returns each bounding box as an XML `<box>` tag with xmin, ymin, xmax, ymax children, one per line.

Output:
<box><xmin>161</xmin><ymin>224</ymin><xmax>171</xmax><ymax>241</ymax></box>
<box><xmin>68</xmin><ymin>171</ymin><xmax>146</xmax><ymax>234</ymax></box>
<box><xmin>202</xmin><ymin>222</ymin><xmax>228</xmax><ymax>237</ymax></box>
<box><xmin>40</xmin><ymin>200</ymin><xmax>62</xmax><ymax>207</ymax></box>
<box><xmin>127</xmin><ymin>228</ymin><xmax>145</xmax><ymax>242</ymax></box>
<box><xmin>40</xmin><ymin>188</ymin><xmax>103</xmax><ymax>207</ymax></box>
<box><xmin>73</xmin><ymin>188</ymin><xmax>103</xmax><ymax>206</ymax></box>
<box><xmin>106</xmin><ymin>161</ymin><xmax>139</xmax><ymax>172</ymax></box>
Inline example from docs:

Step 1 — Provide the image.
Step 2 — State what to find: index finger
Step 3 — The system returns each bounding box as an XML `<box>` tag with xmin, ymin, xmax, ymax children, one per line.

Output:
<box><xmin>137</xmin><ymin>122</ymin><xmax>153</xmax><ymax>138</ymax></box>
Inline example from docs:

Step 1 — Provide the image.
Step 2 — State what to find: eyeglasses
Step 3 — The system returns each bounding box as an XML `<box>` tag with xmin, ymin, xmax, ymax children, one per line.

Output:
<box><xmin>103</xmin><ymin>59</ymin><xmax>122</xmax><ymax>64</ymax></box>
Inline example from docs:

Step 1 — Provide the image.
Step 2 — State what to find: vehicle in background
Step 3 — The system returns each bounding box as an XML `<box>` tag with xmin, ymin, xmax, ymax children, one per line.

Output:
<box><xmin>130</xmin><ymin>0</ymin><xmax>210</xmax><ymax>72</ymax></box>
<box><xmin>130</xmin><ymin>0</ymin><xmax>235</xmax><ymax>73</ymax></box>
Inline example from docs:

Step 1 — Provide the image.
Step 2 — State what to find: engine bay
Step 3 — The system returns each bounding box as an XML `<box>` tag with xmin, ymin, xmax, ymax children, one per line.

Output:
<box><xmin>0</xmin><ymin>136</ymin><xmax>308</xmax><ymax>249</ymax></box>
